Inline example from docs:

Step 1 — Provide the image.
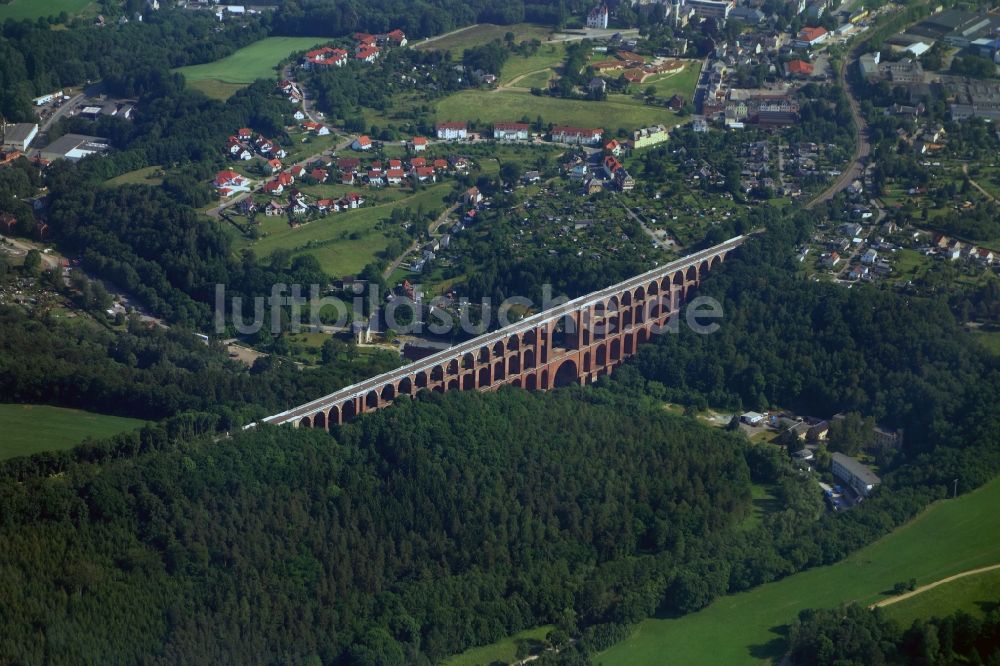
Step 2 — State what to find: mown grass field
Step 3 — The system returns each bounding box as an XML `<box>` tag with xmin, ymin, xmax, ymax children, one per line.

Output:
<box><xmin>969</xmin><ymin>328</ymin><xmax>1000</xmax><ymax>355</ymax></box>
<box><xmin>598</xmin><ymin>475</ymin><xmax>1000</xmax><ymax>665</ymax></box>
<box><xmin>884</xmin><ymin>567</ymin><xmax>1000</xmax><ymax>628</ymax></box>
<box><xmin>0</xmin><ymin>403</ymin><xmax>146</xmax><ymax>460</ymax></box>
<box><xmin>239</xmin><ymin>182</ymin><xmax>453</xmax><ymax>276</ymax></box>
<box><xmin>436</xmin><ymin>90</ymin><xmax>681</xmax><ymax>131</ymax></box>
<box><xmin>174</xmin><ymin>37</ymin><xmax>328</xmax><ymax>98</ymax></box>
<box><xmin>414</xmin><ymin>23</ymin><xmax>553</xmax><ymax>55</ymax></box>
<box><xmin>0</xmin><ymin>0</ymin><xmax>93</xmax><ymax>20</ymax></box>
<box><xmin>443</xmin><ymin>625</ymin><xmax>554</xmax><ymax>666</ymax></box>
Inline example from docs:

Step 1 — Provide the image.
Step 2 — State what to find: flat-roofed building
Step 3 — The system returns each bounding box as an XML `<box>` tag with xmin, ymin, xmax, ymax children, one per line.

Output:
<box><xmin>38</xmin><ymin>134</ymin><xmax>110</xmax><ymax>162</ymax></box>
<box><xmin>831</xmin><ymin>453</ymin><xmax>881</xmax><ymax>497</ymax></box>
<box><xmin>2</xmin><ymin>123</ymin><xmax>39</xmax><ymax>151</ymax></box>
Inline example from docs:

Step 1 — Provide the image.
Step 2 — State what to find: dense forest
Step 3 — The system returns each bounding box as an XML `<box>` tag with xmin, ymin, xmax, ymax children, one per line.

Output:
<box><xmin>0</xmin><ymin>389</ymin><xmax>752</xmax><ymax>664</ymax></box>
<box><xmin>0</xmin><ymin>305</ymin><xmax>399</xmax><ymax>430</ymax></box>
<box><xmin>787</xmin><ymin>603</ymin><xmax>1000</xmax><ymax>665</ymax></box>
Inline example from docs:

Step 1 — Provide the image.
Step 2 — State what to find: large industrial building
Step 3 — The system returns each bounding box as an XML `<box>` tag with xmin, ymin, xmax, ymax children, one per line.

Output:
<box><xmin>1</xmin><ymin>123</ymin><xmax>39</xmax><ymax>151</ymax></box>
<box><xmin>37</xmin><ymin>134</ymin><xmax>110</xmax><ymax>162</ymax></box>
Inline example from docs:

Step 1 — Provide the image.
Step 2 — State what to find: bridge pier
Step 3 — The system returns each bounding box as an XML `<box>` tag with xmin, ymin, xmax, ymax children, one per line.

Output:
<box><xmin>261</xmin><ymin>237</ymin><xmax>744</xmax><ymax>430</ymax></box>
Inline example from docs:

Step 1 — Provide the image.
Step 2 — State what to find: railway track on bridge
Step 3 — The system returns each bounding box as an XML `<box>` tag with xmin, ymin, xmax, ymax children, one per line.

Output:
<box><xmin>255</xmin><ymin>235</ymin><xmax>748</xmax><ymax>429</ymax></box>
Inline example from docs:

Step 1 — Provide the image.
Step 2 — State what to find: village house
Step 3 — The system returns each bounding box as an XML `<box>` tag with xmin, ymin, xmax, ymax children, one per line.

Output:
<box><xmin>550</xmin><ymin>126</ymin><xmax>604</xmax><ymax>146</ymax></box>
<box><xmin>464</xmin><ymin>186</ymin><xmax>483</xmax><ymax>206</ymax></box>
<box><xmin>795</xmin><ymin>26</ymin><xmax>828</xmax><ymax>48</ymax></box>
<box><xmin>303</xmin><ymin>46</ymin><xmax>348</xmax><ymax>69</ymax></box>
<box><xmin>352</xmin><ymin>135</ymin><xmax>373</xmax><ymax>151</ymax></box>
<box><xmin>784</xmin><ymin>59</ymin><xmax>814</xmax><ymax>78</ymax></box>
<box><xmin>409</xmin><ymin>136</ymin><xmax>428</xmax><ymax>152</ymax></box>
<box><xmin>214</xmin><ymin>171</ymin><xmax>251</xmax><ymax>198</ymax></box>
<box><xmin>436</xmin><ymin>122</ymin><xmax>468</xmax><ymax>141</ymax></box>
<box><xmin>265</xmin><ymin>200</ymin><xmax>285</xmax><ymax>216</ymax></box>
<box><xmin>310</xmin><ymin>168</ymin><xmax>328</xmax><ymax>182</ymax></box>
<box><xmin>265</xmin><ymin>158</ymin><xmax>283</xmax><ymax>174</ymax></box>
<box><xmin>355</xmin><ymin>45</ymin><xmax>381</xmax><ymax>63</ymax></box>
<box><xmin>263</xmin><ymin>180</ymin><xmax>284</xmax><ymax>196</ymax></box>
<box><xmin>493</xmin><ymin>122</ymin><xmax>530</xmax><ymax>141</ymax></box>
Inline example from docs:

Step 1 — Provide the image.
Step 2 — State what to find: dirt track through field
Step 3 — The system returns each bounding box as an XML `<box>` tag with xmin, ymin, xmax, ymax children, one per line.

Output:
<box><xmin>869</xmin><ymin>562</ymin><xmax>1000</xmax><ymax>609</ymax></box>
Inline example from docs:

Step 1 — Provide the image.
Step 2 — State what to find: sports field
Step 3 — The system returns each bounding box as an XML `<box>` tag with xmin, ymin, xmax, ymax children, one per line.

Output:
<box><xmin>240</xmin><ymin>182</ymin><xmax>453</xmax><ymax>276</ymax></box>
<box><xmin>883</xmin><ymin>566</ymin><xmax>1000</xmax><ymax>628</ymax></box>
<box><xmin>0</xmin><ymin>403</ymin><xmax>146</xmax><ymax>460</ymax></box>
<box><xmin>599</xmin><ymin>475</ymin><xmax>1000</xmax><ymax>664</ymax></box>
<box><xmin>174</xmin><ymin>37</ymin><xmax>328</xmax><ymax>99</ymax></box>
<box><xmin>0</xmin><ymin>0</ymin><xmax>93</xmax><ymax>21</ymax></box>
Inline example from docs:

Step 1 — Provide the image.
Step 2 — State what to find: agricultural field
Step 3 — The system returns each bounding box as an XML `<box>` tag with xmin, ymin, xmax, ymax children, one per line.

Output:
<box><xmin>883</xmin><ymin>567</ymin><xmax>1000</xmax><ymax>628</ymax></box>
<box><xmin>238</xmin><ymin>182</ymin><xmax>454</xmax><ymax>276</ymax></box>
<box><xmin>174</xmin><ymin>37</ymin><xmax>328</xmax><ymax>99</ymax></box>
<box><xmin>0</xmin><ymin>403</ymin><xmax>146</xmax><ymax>460</ymax></box>
<box><xmin>443</xmin><ymin>625</ymin><xmax>554</xmax><ymax>666</ymax></box>
<box><xmin>0</xmin><ymin>0</ymin><xmax>93</xmax><ymax>21</ymax></box>
<box><xmin>414</xmin><ymin>23</ymin><xmax>553</xmax><ymax>55</ymax></box>
<box><xmin>435</xmin><ymin>90</ymin><xmax>681</xmax><ymax>132</ymax></box>
<box><xmin>598</xmin><ymin>475</ymin><xmax>1000</xmax><ymax>665</ymax></box>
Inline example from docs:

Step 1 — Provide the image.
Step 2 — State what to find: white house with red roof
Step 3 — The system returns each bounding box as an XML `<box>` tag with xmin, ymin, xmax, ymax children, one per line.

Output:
<box><xmin>551</xmin><ymin>126</ymin><xmax>604</xmax><ymax>145</ymax></box>
<box><xmin>303</xmin><ymin>46</ymin><xmax>348</xmax><ymax>69</ymax></box>
<box><xmin>796</xmin><ymin>26</ymin><xmax>828</xmax><ymax>47</ymax></box>
<box><xmin>493</xmin><ymin>122</ymin><xmax>530</xmax><ymax>141</ymax></box>
<box><xmin>436</xmin><ymin>122</ymin><xmax>468</xmax><ymax>140</ymax></box>
<box><xmin>265</xmin><ymin>158</ymin><xmax>283</xmax><ymax>174</ymax></box>
<box><xmin>352</xmin><ymin>135</ymin><xmax>373</xmax><ymax>151</ymax></box>
<box><xmin>237</xmin><ymin>128</ymin><xmax>252</xmax><ymax>141</ymax></box>
<box><xmin>290</xmin><ymin>165</ymin><xmax>306</xmax><ymax>179</ymax></box>
<box><xmin>409</xmin><ymin>136</ymin><xmax>428</xmax><ymax>152</ymax></box>
<box><xmin>263</xmin><ymin>180</ymin><xmax>284</xmax><ymax>195</ymax></box>
<box><xmin>355</xmin><ymin>45</ymin><xmax>380</xmax><ymax>63</ymax></box>
<box><xmin>386</xmin><ymin>168</ymin><xmax>405</xmax><ymax>185</ymax></box>
<box><xmin>214</xmin><ymin>170</ymin><xmax>250</xmax><ymax>195</ymax></box>
<box><xmin>386</xmin><ymin>29</ymin><xmax>407</xmax><ymax>46</ymax></box>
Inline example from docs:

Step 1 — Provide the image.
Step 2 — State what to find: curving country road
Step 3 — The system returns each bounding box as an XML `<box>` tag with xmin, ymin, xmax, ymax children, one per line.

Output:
<box><xmin>805</xmin><ymin>46</ymin><xmax>870</xmax><ymax>210</ymax></box>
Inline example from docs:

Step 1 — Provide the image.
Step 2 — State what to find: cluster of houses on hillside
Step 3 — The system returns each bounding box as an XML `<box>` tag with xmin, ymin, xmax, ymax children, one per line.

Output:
<box><xmin>561</xmin><ymin>139</ymin><xmax>636</xmax><ymax>194</ymax></box>
<box><xmin>590</xmin><ymin>50</ymin><xmax>686</xmax><ymax>84</ymax></box>
<box><xmin>225</xmin><ymin>127</ymin><xmax>287</xmax><ymax>163</ymax></box>
<box><xmin>338</xmin><ymin>154</ymin><xmax>449</xmax><ymax>187</ymax></box>
<box><xmin>428</xmin><ymin>121</ymin><xmax>607</xmax><ymax>147</ymax></box>
<box><xmin>299</xmin><ymin>29</ymin><xmax>407</xmax><ymax>70</ymax></box>
<box><xmin>929</xmin><ymin>234</ymin><xmax>996</xmax><ymax>265</ymax></box>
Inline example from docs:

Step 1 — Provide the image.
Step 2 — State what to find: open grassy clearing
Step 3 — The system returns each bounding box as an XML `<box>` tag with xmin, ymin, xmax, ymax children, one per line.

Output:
<box><xmin>969</xmin><ymin>328</ymin><xmax>1000</xmax><ymax>355</ymax></box>
<box><xmin>883</xmin><ymin>567</ymin><xmax>1000</xmax><ymax>628</ymax></box>
<box><xmin>103</xmin><ymin>166</ymin><xmax>163</xmax><ymax>188</ymax></box>
<box><xmin>187</xmin><ymin>79</ymin><xmax>249</xmax><ymax>101</ymax></box>
<box><xmin>500</xmin><ymin>43</ymin><xmax>566</xmax><ymax>85</ymax></box>
<box><xmin>436</xmin><ymin>90</ymin><xmax>681</xmax><ymax>131</ymax></box>
<box><xmin>443</xmin><ymin>625</ymin><xmax>555</xmax><ymax>666</ymax></box>
<box><xmin>239</xmin><ymin>183</ymin><xmax>453</xmax><ymax>276</ymax></box>
<box><xmin>598</xmin><ymin>474</ymin><xmax>1000</xmax><ymax>665</ymax></box>
<box><xmin>0</xmin><ymin>403</ymin><xmax>146</xmax><ymax>460</ymax></box>
<box><xmin>642</xmin><ymin>61</ymin><xmax>703</xmax><ymax>99</ymax></box>
<box><xmin>0</xmin><ymin>0</ymin><xmax>93</xmax><ymax>20</ymax></box>
<box><xmin>414</xmin><ymin>23</ymin><xmax>553</xmax><ymax>55</ymax></box>
<box><xmin>174</xmin><ymin>37</ymin><xmax>328</xmax><ymax>98</ymax></box>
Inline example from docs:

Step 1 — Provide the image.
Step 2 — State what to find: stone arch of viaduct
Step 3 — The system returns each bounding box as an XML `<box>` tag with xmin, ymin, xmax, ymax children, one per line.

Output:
<box><xmin>260</xmin><ymin>235</ymin><xmax>747</xmax><ymax>430</ymax></box>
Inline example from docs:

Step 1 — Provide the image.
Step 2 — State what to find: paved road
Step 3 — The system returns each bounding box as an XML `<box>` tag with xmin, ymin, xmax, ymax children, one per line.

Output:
<box><xmin>805</xmin><ymin>46</ymin><xmax>869</xmax><ymax>210</ymax></box>
<box><xmin>870</xmin><ymin>562</ymin><xmax>1000</xmax><ymax>609</ymax></box>
<box><xmin>38</xmin><ymin>93</ymin><xmax>84</xmax><ymax>136</ymax></box>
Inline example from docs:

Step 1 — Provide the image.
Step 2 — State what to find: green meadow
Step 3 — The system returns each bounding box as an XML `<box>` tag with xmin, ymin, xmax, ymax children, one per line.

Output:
<box><xmin>599</xmin><ymin>475</ymin><xmax>1000</xmax><ymax>665</ymax></box>
<box><xmin>0</xmin><ymin>0</ymin><xmax>93</xmax><ymax>21</ymax></box>
<box><xmin>239</xmin><ymin>182</ymin><xmax>454</xmax><ymax>276</ymax></box>
<box><xmin>883</xmin><ymin>567</ymin><xmax>1000</xmax><ymax>628</ymax></box>
<box><xmin>0</xmin><ymin>403</ymin><xmax>145</xmax><ymax>460</ymax></box>
<box><xmin>174</xmin><ymin>37</ymin><xmax>328</xmax><ymax>99</ymax></box>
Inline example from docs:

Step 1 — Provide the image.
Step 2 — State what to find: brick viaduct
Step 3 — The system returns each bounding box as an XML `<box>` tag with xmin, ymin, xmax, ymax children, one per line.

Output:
<box><xmin>260</xmin><ymin>235</ymin><xmax>747</xmax><ymax>430</ymax></box>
